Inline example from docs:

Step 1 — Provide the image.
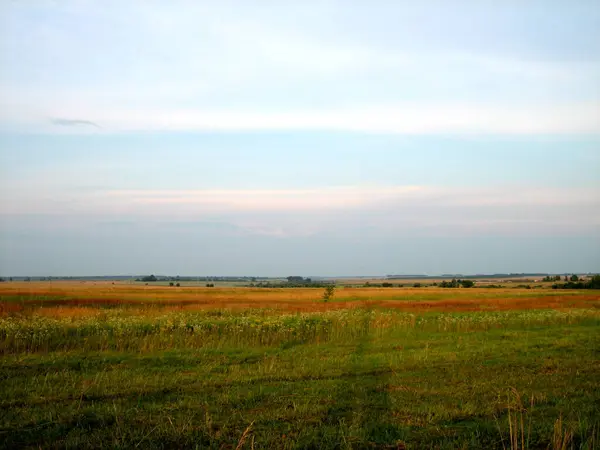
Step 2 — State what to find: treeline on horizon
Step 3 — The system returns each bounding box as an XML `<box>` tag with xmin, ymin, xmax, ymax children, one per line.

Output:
<box><xmin>551</xmin><ymin>274</ymin><xmax>600</xmax><ymax>290</ymax></box>
<box><xmin>135</xmin><ymin>275</ymin><xmax>262</xmax><ymax>283</ymax></box>
<box><xmin>386</xmin><ymin>272</ymin><xmax>597</xmax><ymax>279</ymax></box>
<box><xmin>1</xmin><ymin>274</ymin><xmax>599</xmax><ymax>290</ymax></box>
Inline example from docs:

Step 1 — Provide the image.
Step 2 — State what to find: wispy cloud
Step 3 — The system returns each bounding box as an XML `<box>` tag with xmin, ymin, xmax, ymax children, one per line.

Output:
<box><xmin>106</xmin><ymin>186</ymin><xmax>424</xmax><ymax>211</ymax></box>
<box><xmin>50</xmin><ymin>118</ymin><xmax>101</xmax><ymax>128</ymax></box>
<box><xmin>2</xmin><ymin>185</ymin><xmax>598</xmax><ymax>238</ymax></box>
<box><xmin>1</xmin><ymin>2</ymin><xmax>598</xmax><ymax>135</ymax></box>
<box><xmin>72</xmin><ymin>103</ymin><xmax>600</xmax><ymax>134</ymax></box>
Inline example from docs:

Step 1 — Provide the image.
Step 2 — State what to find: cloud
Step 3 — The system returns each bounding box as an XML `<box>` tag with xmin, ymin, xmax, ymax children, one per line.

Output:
<box><xmin>105</xmin><ymin>186</ymin><xmax>424</xmax><ymax>211</ymax></box>
<box><xmin>1</xmin><ymin>2</ymin><xmax>598</xmax><ymax>135</ymax></box>
<box><xmin>2</xmin><ymin>185</ymin><xmax>598</xmax><ymax>238</ymax></box>
<box><xmin>50</xmin><ymin>118</ymin><xmax>101</xmax><ymax>128</ymax></box>
<box><xmin>3</xmin><ymin>185</ymin><xmax>599</xmax><ymax>215</ymax></box>
<box><xmin>18</xmin><ymin>102</ymin><xmax>597</xmax><ymax>135</ymax></box>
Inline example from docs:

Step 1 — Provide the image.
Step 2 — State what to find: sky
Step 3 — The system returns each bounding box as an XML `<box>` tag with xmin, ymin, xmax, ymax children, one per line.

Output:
<box><xmin>0</xmin><ymin>1</ymin><xmax>599</xmax><ymax>276</ymax></box>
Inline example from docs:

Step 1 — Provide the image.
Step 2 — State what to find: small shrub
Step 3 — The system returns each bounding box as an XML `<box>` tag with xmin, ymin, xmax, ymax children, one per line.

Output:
<box><xmin>323</xmin><ymin>285</ymin><xmax>335</xmax><ymax>302</ymax></box>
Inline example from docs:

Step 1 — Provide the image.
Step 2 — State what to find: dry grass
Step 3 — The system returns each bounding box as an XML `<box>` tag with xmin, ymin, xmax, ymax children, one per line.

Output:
<box><xmin>1</xmin><ymin>282</ymin><xmax>599</xmax><ymax>316</ymax></box>
<box><xmin>1</xmin><ymin>282</ymin><xmax>599</xmax><ymax>449</ymax></box>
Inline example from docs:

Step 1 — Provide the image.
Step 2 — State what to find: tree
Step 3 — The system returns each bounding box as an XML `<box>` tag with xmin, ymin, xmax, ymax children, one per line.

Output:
<box><xmin>323</xmin><ymin>285</ymin><xmax>335</xmax><ymax>302</ymax></box>
<box><xmin>570</xmin><ymin>274</ymin><xmax>579</xmax><ymax>282</ymax></box>
<box><xmin>141</xmin><ymin>275</ymin><xmax>157</xmax><ymax>282</ymax></box>
<box><xmin>169</xmin><ymin>282</ymin><xmax>174</xmax><ymax>287</ymax></box>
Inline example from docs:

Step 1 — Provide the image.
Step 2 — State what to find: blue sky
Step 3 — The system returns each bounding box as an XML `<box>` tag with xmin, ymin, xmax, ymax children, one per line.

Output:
<box><xmin>0</xmin><ymin>1</ymin><xmax>599</xmax><ymax>276</ymax></box>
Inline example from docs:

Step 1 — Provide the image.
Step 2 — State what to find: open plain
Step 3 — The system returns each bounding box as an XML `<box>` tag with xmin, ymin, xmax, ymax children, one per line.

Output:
<box><xmin>1</xmin><ymin>282</ymin><xmax>599</xmax><ymax>449</ymax></box>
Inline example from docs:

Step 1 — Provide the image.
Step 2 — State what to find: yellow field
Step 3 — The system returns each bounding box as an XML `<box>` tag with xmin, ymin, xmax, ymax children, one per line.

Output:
<box><xmin>1</xmin><ymin>281</ymin><xmax>598</xmax><ymax>316</ymax></box>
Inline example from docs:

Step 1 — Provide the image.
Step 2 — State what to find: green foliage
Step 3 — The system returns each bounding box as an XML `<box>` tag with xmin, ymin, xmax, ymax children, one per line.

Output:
<box><xmin>543</xmin><ymin>275</ymin><xmax>563</xmax><ymax>282</ymax></box>
<box><xmin>323</xmin><ymin>285</ymin><xmax>335</xmax><ymax>302</ymax></box>
<box><xmin>286</xmin><ymin>276</ymin><xmax>314</xmax><ymax>284</ymax></box>
<box><xmin>439</xmin><ymin>278</ymin><xmax>475</xmax><ymax>288</ymax></box>
<box><xmin>1</xmin><ymin>299</ymin><xmax>599</xmax><ymax>449</ymax></box>
<box><xmin>553</xmin><ymin>274</ymin><xmax>600</xmax><ymax>290</ymax></box>
<box><xmin>140</xmin><ymin>275</ymin><xmax>157</xmax><ymax>282</ymax></box>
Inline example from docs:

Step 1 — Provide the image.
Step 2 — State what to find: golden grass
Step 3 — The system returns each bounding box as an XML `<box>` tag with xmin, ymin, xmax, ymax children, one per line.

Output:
<box><xmin>1</xmin><ymin>281</ymin><xmax>599</xmax><ymax>316</ymax></box>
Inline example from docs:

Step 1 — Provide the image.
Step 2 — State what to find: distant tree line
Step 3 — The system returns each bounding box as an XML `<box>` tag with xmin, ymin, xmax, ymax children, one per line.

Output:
<box><xmin>249</xmin><ymin>277</ymin><xmax>335</xmax><ymax>288</ymax></box>
<box><xmin>542</xmin><ymin>275</ymin><xmax>583</xmax><ymax>282</ymax></box>
<box><xmin>552</xmin><ymin>275</ymin><xmax>600</xmax><ymax>290</ymax></box>
<box><xmin>542</xmin><ymin>275</ymin><xmax>563</xmax><ymax>282</ymax></box>
<box><xmin>135</xmin><ymin>275</ymin><xmax>260</xmax><ymax>283</ymax></box>
<box><xmin>439</xmin><ymin>279</ymin><xmax>475</xmax><ymax>288</ymax></box>
<box><xmin>137</xmin><ymin>275</ymin><xmax>158</xmax><ymax>282</ymax></box>
<box><xmin>363</xmin><ymin>282</ymin><xmax>398</xmax><ymax>288</ymax></box>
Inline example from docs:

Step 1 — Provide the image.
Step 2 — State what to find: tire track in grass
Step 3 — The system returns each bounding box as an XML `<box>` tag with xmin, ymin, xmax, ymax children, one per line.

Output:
<box><xmin>322</xmin><ymin>309</ymin><xmax>406</xmax><ymax>449</ymax></box>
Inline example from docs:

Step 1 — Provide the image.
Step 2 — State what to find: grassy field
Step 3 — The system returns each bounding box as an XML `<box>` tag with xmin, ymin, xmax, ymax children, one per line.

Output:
<box><xmin>1</xmin><ymin>283</ymin><xmax>599</xmax><ymax>449</ymax></box>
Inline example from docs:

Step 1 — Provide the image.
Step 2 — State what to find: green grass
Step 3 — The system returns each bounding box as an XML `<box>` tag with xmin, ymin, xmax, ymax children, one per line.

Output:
<box><xmin>1</xmin><ymin>307</ymin><xmax>599</xmax><ymax>449</ymax></box>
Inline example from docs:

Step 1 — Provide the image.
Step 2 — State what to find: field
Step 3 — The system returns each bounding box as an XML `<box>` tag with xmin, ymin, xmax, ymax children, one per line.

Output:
<box><xmin>1</xmin><ymin>282</ymin><xmax>599</xmax><ymax>449</ymax></box>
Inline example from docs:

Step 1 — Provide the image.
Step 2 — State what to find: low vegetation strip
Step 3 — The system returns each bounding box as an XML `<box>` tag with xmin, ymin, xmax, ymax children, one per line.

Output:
<box><xmin>1</xmin><ymin>284</ymin><xmax>599</xmax><ymax>448</ymax></box>
<box><xmin>1</xmin><ymin>283</ymin><xmax>599</xmax><ymax>314</ymax></box>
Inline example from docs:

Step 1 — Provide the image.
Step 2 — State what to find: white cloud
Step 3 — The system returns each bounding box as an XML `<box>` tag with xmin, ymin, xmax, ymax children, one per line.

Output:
<box><xmin>2</xmin><ymin>185</ymin><xmax>599</xmax><ymax>238</ymax></box>
<box><xmin>1</xmin><ymin>2</ymin><xmax>599</xmax><ymax>135</ymax></box>
<box><xmin>2</xmin><ymin>102</ymin><xmax>597</xmax><ymax>135</ymax></box>
<box><xmin>4</xmin><ymin>184</ymin><xmax>599</xmax><ymax>214</ymax></box>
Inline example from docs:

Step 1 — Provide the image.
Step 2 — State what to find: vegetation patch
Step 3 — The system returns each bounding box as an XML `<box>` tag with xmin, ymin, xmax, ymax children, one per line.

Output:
<box><xmin>0</xmin><ymin>283</ymin><xmax>599</xmax><ymax>448</ymax></box>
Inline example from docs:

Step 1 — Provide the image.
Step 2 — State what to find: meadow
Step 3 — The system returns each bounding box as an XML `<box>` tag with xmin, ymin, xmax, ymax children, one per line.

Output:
<box><xmin>1</xmin><ymin>282</ymin><xmax>599</xmax><ymax>449</ymax></box>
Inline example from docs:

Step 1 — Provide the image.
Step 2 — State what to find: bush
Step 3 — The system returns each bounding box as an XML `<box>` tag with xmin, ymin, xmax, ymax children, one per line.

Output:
<box><xmin>552</xmin><ymin>275</ymin><xmax>600</xmax><ymax>290</ymax></box>
<box><xmin>323</xmin><ymin>285</ymin><xmax>335</xmax><ymax>302</ymax></box>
